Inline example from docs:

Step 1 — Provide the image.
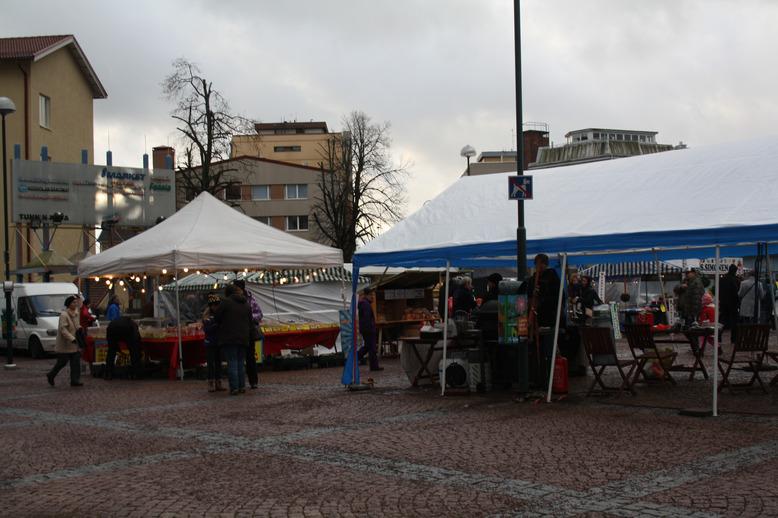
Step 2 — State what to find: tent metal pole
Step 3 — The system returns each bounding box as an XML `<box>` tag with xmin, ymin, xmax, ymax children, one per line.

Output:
<box><xmin>174</xmin><ymin>257</ymin><xmax>184</xmax><ymax>381</ymax></box>
<box><xmin>713</xmin><ymin>245</ymin><xmax>720</xmax><ymax>417</ymax></box>
<box><xmin>441</xmin><ymin>260</ymin><xmax>451</xmax><ymax>396</ymax></box>
<box><xmin>546</xmin><ymin>253</ymin><xmax>567</xmax><ymax>403</ymax></box>
<box><xmin>765</xmin><ymin>243</ymin><xmax>778</xmax><ymax>347</ymax></box>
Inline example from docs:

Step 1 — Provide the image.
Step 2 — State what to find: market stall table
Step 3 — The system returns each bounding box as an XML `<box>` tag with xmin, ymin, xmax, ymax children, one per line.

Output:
<box><xmin>652</xmin><ymin>326</ymin><xmax>715</xmax><ymax>381</ymax></box>
<box><xmin>377</xmin><ymin>319</ymin><xmax>426</xmax><ymax>356</ymax></box>
<box><xmin>261</xmin><ymin>325</ymin><xmax>340</xmax><ymax>356</ymax></box>
<box><xmin>400</xmin><ymin>335</ymin><xmax>464</xmax><ymax>387</ymax></box>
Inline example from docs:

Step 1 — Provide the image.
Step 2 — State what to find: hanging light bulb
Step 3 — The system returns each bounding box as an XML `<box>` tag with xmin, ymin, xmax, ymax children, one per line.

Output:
<box><xmin>162</xmin><ymin>269</ymin><xmax>168</xmax><ymax>275</ymax></box>
<box><xmin>143</xmin><ymin>275</ymin><xmax>147</xmax><ymax>280</ymax></box>
<box><xmin>294</xmin><ymin>277</ymin><xmax>299</xmax><ymax>283</ymax></box>
<box><xmin>105</xmin><ymin>279</ymin><xmax>110</xmax><ymax>286</ymax></box>
<box><xmin>196</xmin><ymin>270</ymin><xmax>201</xmax><ymax>275</ymax></box>
<box><xmin>213</xmin><ymin>282</ymin><xmax>218</xmax><ymax>289</ymax></box>
<box><xmin>108</xmin><ymin>283</ymin><xmax>113</xmax><ymax>289</ymax></box>
<box><xmin>119</xmin><ymin>280</ymin><xmax>125</xmax><ymax>286</ymax></box>
<box><xmin>223</xmin><ymin>274</ymin><xmax>228</xmax><ymax>280</ymax></box>
<box><xmin>183</xmin><ymin>268</ymin><xmax>189</xmax><ymax>273</ymax></box>
<box><xmin>244</xmin><ymin>268</ymin><xmax>248</xmax><ymax>273</ymax></box>
<box><xmin>141</xmin><ymin>288</ymin><xmax>146</xmax><ymax>294</ymax></box>
<box><xmin>94</xmin><ymin>277</ymin><xmax>100</xmax><ymax>282</ymax></box>
<box><xmin>158</xmin><ymin>286</ymin><xmax>163</xmax><ymax>291</ymax></box>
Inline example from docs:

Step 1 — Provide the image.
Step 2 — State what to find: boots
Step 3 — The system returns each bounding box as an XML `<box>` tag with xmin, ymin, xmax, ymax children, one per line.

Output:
<box><xmin>214</xmin><ymin>379</ymin><xmax>226</xmax><ymax>392</ymax></box>
<box><xmin>208</xmin><ymin>380</ymin><xmax>216</xmax><ymax>393</ymax></box>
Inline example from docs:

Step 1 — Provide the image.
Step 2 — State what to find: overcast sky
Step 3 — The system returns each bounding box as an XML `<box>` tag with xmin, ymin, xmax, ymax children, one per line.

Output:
<box><xmin>2</xmin><ymin>0</ymin><xmax>777</xmax><ymax>221</ymax></box>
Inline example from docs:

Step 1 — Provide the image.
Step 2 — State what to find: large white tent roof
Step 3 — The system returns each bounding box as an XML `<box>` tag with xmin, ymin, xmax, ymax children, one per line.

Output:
<box><xmin>78</xmin><ymin>191</ymin><xmax>343</xmax><ymax>276</ymax></box>
<box><xmin>356</xmin><ymin>137</ymin><xmax>778</xmax><ymax>267</ymax></box>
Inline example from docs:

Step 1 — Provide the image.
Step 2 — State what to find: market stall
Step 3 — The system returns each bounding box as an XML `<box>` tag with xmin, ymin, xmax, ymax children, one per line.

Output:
<box><xmin>346</xmin><ymin>136</ymin><xmax>778</xmax><ymax>416</ymax></box>
<box><xmin>78</xmin><ymin>192</ymin><xmax>344</xmax><ymax>379</ymax></box>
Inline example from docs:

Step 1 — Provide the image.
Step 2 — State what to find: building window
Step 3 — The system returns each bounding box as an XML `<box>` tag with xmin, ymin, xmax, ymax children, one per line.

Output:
<box><xmin>609</xmin><ymin>133</ymin><xmax>615</xmax><ymax>140</ymax></box>
<box><xmin>225</xmin><ymin>184</ymin><xmax>242</xmax><ymax>201</ymax></box>
<box><xmin>640</xmin><ymin>135</ymin><xmax>646</xmax><ymax>142</ymax></box>
<box><xmin>593</xmin><ymin>132</ymin><xmax>600</xmax><ymax>140</ymax></box>
<box><xmin>286</xmin><ymin>215</ymin><xmax>309</xmax><ymax>231</ymax></box>
<box><xmin>285</xmin><ymin>184</ymin><xmax>308</xmax><ymax>200</ymax></box>
<box><xmin>273</xmin><ymin>145</ymin><xmax>302</xmax><ymax>152</ymax></box>
<box><xmin>253</xmin><ymin>216</ymin><xmax>271</xmax><ymax>225</ymax></box>
<box><xmin>39</xmin><ymin>94</ymin><xmax>51</xmax><ymax>128</ymax></box>
<box><xmin>251</xmin><ymin>185</ymin><xmax>270</xmax><ymax>200</ymax></box>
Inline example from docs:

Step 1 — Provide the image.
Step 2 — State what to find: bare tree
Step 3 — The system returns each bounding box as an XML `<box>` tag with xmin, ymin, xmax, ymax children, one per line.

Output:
<box><xmin>313</xmin><ymin>111</ymin><xmax>409</xmax><ymax>261</ymax></box>
<box><xmin>162</xmin><ymin>58</ymin><xmax>252</xmax><ymax>204</ymax></box>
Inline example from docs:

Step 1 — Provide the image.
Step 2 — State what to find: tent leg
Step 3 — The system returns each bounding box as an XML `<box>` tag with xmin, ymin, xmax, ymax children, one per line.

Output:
<box><xmin>713</xmin><ymin>245</ymin><xmax>720</xmax><ymax>417</ymax></box>
<box><xmin>174</xmin><ymin>263</ymin><xmax>184</xmax><ymax>381</ymax></box>
<box><xmin>441</xmin><ymin>261</ymin><xmax>451</xmax><ymax>396</ymax></box>
<box><xmin>765</xmin><ymin>244</ymin><xmax>778</xmax><ymax>348</ymax></box>
<box><xmin>547</xmin><ymin>253</ymin><xmax>567</xmax><ymax>403</ymax></box>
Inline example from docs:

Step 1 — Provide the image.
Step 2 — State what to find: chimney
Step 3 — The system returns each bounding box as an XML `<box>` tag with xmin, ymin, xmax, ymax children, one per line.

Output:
<box><xmin>152</xmin><ymin>146</ymin><xmax>175</xmax><ymax>170</ymax></box>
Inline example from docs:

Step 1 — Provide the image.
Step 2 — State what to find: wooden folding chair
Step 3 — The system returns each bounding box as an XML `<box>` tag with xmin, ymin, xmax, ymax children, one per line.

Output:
<box><xmin>579</xmin><ymin>326</ymin><xmax>637</xmax><ymax>396</ymax></box>
<box><xmin>623</xmin><ymin>324</ymin><xmax>677</xmax><ymax>385</ymax></box>
<box><xmin>718</xmin><ymin>324</ymin><xmax>770</xmax><ymax>394</ymax></box>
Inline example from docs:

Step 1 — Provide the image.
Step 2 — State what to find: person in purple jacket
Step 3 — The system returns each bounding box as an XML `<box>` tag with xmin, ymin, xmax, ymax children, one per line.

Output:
<box><xmin>233</xmin><ymin>280</ymin><xmax>262</xmax><ymax>388</ymax></box>
<box><xmin>358</xmin><ymin>287</ymin><xmax>382</xmax><ymax>371</ymax></box>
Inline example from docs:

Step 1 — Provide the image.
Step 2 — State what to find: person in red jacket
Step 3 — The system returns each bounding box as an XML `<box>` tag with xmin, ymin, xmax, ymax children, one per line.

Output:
<box><xmin>79</xmin><ymin>298</ymin><xmax>96</xmax><ymax>335</ymax></box>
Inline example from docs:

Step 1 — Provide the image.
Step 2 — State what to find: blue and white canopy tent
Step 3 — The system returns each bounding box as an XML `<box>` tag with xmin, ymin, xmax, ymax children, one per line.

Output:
<box><xmin>345</xmin><ymin>137</ymin><xmax>778</xmax><ymax>415</ymax></box>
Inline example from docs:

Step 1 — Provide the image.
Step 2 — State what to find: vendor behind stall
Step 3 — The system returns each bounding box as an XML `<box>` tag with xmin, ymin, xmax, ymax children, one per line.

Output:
<box><xmin>525</xmin><ymin>254</ymin><xmax>562</xmax><ymax>389</ymax></box>
<box><xmin>104</xmin><ymin>316</ymin><xmax>143</xmax><ymax>380</ymax></box>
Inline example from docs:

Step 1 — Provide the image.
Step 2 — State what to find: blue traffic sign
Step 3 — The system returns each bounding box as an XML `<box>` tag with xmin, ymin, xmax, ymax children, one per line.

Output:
<box><xmin>508</xmin><ymin>175</ymin><xmax>533</xmax><ymax>200</ymax></box>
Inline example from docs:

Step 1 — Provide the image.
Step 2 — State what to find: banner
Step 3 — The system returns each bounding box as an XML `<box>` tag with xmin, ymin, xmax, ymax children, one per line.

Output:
<box><xmin>339</xmin><ymin>309</ymin><xmax>357</xmax><ymax>385</ymax></box>
<box><xmin>498</xmin><ymin>294</ymin><xmax>528</xmax><ymax>344</ymax></box>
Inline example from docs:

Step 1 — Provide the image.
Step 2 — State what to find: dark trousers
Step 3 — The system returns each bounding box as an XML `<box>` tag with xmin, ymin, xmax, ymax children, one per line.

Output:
<box><xmin>106</xmin><ymin>340</ymin><xmax>142</xmax><ymax>378</ymax></box>
<box><xmin>49</xmin><ymin>352</ymin><xmax>81</xmax><ymax>385</ymax></box>
<box><xmin>245</xmin><ymin>344</ymin><xmax>258</xmax><ymax>387</ymax></box>
<box><xmin>358</xmin><ymin>331</ymin><xmax>379</xmax><ymax>370</ymax></box>
<box><xmin>206</xmin><ymin>346</ymin><xmax>222</xmax><ymax>381</ymax></box>
<box><xmin>529</xmin><ymin>332</ymin><xmax>554</xmax><ymax>390</ymax></box>
<box><xmin>720</xmin><ymin>310</ymin><xmax>738</xmax><ymax>343</ymax></box>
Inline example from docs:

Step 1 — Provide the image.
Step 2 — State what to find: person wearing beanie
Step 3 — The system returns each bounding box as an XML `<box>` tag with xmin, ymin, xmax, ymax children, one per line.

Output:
<box><xmin>46</xmin><ymin>296</ymin><xmax>83</xmax><ymax>387</ymax></box>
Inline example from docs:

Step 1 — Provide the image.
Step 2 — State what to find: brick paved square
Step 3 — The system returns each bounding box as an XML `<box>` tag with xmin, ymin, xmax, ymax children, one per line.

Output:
<box><xmin>2</xmin><ymin>355</ymin><xmax>778</xmax><ymax>517</ymax></box>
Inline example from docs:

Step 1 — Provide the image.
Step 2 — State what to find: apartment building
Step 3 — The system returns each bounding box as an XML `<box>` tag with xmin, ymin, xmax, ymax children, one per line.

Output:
<box><xmin>0</xmin><ymin>34</ymin><xmax>106</xmax><ymax>276</ymax></box>
<box><xmin>231</xmin><ymin>121</ymin><xmax>338</xmax><ymax>168</ymax></box>
<box><xmin>177</xmin><ymin>156</ymin><xmax>327</xmax><ymax>244</ymax></box>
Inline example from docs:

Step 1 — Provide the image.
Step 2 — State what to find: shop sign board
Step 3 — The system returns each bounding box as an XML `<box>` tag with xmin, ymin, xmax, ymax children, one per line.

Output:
<box><xmin>383</xmin><ymin>288</ymin><xmax>425</xmax><ymax>300</ymax></box>
<box><xmin>698</xmin><ymin>257</ymin><xmax>743</xmax><ymax>275</ymax></box>
<box><xmin>508</xmin><ymin>175</ymin><xmax>533</xmax><ymax>200</ymax></box>
<box><xmin>12</xmin><ymin>159</ymin><xmax>176</xmax><ymax>227</ymax></box>
<box><xmin>597</xmin><ymin>271</ymin><xmax>606</xmax><ymax>302</ymax></box>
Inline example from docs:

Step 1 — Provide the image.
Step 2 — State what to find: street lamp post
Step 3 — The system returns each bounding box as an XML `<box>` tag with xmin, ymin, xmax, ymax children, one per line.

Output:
<box><xmin>460</xmin><ymin>145</ymin><xmax>476</xmax><ymax>176</ymax></box>
<box><xmin>0</xmin><ymin>96</ymin><xmax>17</xmax><ymax>369</ymax></box>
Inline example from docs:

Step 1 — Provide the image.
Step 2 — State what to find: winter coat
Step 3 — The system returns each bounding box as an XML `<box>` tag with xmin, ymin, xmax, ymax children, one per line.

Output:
<box><xmin>452</xmin><ymin>286</ymin><xmax>477</xmax><ymax>315</ymax></box>
<box><xmin>358</xmin><ymin>297</ymin><xmax>376</xmax><ymax>336</ymax></box>
<box><xmin>105</xmin><ymin>303</ymin><xmax>121</xmax><ymax>322</ymax></box>
<box><xmin>738</xmin><ymin>278</ymin><xmax>764</xmax><ymax>320</ymax></box>
<box><xmin>80</xmin><ymin>305</ymin><xmax>96</xmax><ymax>332</ymax></box>
<box><xmin>203</xmin><ymin>309</ymin><xmax>219</xmax><ymax>348</ymax></box>
<box><xmin>214</xmin><ymin>293</ymin><xmax>254</xmax><ymax>347</ymax></box>
<box><xmin>681</xmin><ymin>275</ymin><xmax>705</xmax><ymax>320</ymax></box>
<box><xmin>526</xmin><ymin>268</ymin><xmax>562</xmax><ymax>328</ymax></box>
<box><xmin>106</xmin><ymin>317</ymin><xmax>141</xmax><ymax>349</ymax></box>
<box><xmin>246</xmin><ymin>291</ymin><xmax>263</xmax><ymax>323</ymax></box>
<box><xmin>718</xmin><ymin>272</ymin><xmax>740</xmax><ymax>316</ymax></box>
<box><xmin>55</xmin><ymin>308</ymin><xmax>80</xmax><ymax>354</ymax></box>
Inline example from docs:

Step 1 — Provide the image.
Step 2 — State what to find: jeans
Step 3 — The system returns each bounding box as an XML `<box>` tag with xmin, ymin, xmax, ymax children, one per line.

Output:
<box><xmin>49</xmin><ymin>352</ymin><xmax>81</xmax><ymax>385</ymax></box>
<box><xmin>206</xmin><ymin>346</ymin><xmax>222</xmax><ymax>381</ymax></box>
<box><xmin>222</xmin><ymin>344</ymin><xmax>245</xmax><ymax>391</ymax></box>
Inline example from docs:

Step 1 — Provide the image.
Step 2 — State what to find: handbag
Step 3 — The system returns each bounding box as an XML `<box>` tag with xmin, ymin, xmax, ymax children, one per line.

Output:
<box><xmin>75</xmin><ymin>328</ymin><xmax>88</xmax><ymax>350</ymax></box>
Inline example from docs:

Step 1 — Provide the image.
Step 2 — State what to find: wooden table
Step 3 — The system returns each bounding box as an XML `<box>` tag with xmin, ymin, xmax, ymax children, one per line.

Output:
<box><xmin>400</xmin><ymin>335</ymin><xmax>462</xmax><ymax>387</ymax></box>
<box><xmin>653</xmin><ymin>327</ymin><xmax>715</xmax><ymax>381</ymax></box>
<box><xmin>377</xmin><ymin>320</ymin><xmax>426</xmax><ymax>356</ymax></box>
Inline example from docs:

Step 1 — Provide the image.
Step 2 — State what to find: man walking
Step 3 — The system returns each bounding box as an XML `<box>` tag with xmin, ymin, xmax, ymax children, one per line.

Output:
<box><xmin>358</xmin><ymin>287</ymin><xmax>382</xmax><ymax>371</ymax></box>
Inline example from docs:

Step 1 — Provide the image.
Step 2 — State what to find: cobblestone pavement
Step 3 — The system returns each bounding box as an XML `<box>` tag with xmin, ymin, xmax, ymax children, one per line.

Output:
<box><xmin>1</xmin><ymin>347</ymin><xmax>778</xmax><ymax>517</ymax></box>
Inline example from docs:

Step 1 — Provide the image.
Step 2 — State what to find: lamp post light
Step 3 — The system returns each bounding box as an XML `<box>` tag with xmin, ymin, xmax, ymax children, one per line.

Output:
<box><xmin>0</xmin><ymin>96</ymin><xmax>16</xmax><ymax>369</ymax></box>
<box><xmin>460</xmin><ymin>145</ymin><xmax>476</xmax><ymax>176</ymax></box>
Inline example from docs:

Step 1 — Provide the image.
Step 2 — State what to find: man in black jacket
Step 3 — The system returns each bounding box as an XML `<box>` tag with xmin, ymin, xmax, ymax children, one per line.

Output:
<box><xmin>525</xmin><ymin>254</ymin><xmax>562</xmax><ymax>388</ymax></box>
<box><xmin>719</xmin><ymin>264</ymin><xmax>740</xmax><ymax>343</ymax></box>
<box><xmin>214</xmin><ymin>285</ymin><xmax>255</xmax><ymax>395</ymax></box>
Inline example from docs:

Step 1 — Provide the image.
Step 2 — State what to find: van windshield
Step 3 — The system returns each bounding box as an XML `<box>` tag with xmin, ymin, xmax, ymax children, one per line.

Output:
<box><xmin>30</xmin><ymin>295</ymin><xmax>70</xmax><ymax>317</ymax></box>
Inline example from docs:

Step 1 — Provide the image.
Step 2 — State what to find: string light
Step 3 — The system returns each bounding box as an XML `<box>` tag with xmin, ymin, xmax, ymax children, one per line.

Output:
<box><xmin>158</xmin><ymin>286</ymin><xmax>163</xmax><ymax>291</ymax></box>
<box><xmin>213</xmin><ymin>283</ymin><xmax>218</xmax><ymax>289</ymax></box>
<box><xmin>162</xmin><ymin>269</ymin><xmax>168</xmax><ymax>274</ymax></box>
<box><xmin>119</xmin><ymin>280</ymin><xmax>124</xmax><ymax>286</ymax></box>
<box><xmin>244</xmin><ymin>268</ymin><xmax>248</xmax><ymax>273</ymax></box>
<box><xmin>196</xmin><ymin>271</ymin><xmax>201</xmax><ymax>275</ymax></box>
<box><xmin>223</xmin><ymin>274</ymin><xmax>228</xmax><ymax>280</ymax></box>
<box><xmin>143</xmin><ymin>275</ymin><xmax>147</xmax><ymax>280</ymax></box>
<box><xmin>108</xmin><ymin>283</ymin><xmax>113</xmax><ymax>289</ymax></box>
<box><xmin>183</xmin><ymin>268</ymin><xmax>189</xmax><ymax>273</ymax></box>
<box><xmin>141</xmin><ymin>288</ymin><xmax>146</xmax><ymax>294</ymax></box>
<box><xmin>105</xmin><ymin>280</ymin><xmax>110</xmax><ymax>286</ymax></box>
<box><xmin>94</xmin><ymin>277</ymin><xmax>100</xmax><ymax>282</ymax></box>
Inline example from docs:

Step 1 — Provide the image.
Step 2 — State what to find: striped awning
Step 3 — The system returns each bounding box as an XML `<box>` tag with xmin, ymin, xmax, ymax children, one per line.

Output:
<box><xmin>579</xmin><ymin>261</ymin><xmax>683</xmax><ymax>278</ymax></box>
<box><xmin>161</xmin><ymin>267</ymin><xmax>367</xmax><ymax>292</ymax></box>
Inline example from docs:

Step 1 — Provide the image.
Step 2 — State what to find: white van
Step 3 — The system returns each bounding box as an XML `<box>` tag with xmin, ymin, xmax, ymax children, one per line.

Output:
<box><xmin>0</xmin><ymin>283</ymin><xmax>80</xmax><ymax>358</ymax></box>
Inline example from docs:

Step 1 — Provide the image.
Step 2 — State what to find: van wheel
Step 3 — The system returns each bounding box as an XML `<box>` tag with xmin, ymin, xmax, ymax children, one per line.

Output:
<box><xmin>28</xmin><ymin>336</ymin><xmax>45</xmax><ymax>359</ymax></box>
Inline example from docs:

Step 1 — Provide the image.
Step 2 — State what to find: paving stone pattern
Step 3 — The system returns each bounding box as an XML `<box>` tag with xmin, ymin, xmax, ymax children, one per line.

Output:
<box><xmin>1</xmin><ymin>349</ymin><xmax>778</xmax><ymax>517</ymax></box>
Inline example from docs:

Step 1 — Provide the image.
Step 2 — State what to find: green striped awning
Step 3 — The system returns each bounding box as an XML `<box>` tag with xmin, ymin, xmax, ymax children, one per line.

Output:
<box><xmin>161</xmin><ymin>267</ymin><xmax>367</xmax><ymax>292</ymax></box>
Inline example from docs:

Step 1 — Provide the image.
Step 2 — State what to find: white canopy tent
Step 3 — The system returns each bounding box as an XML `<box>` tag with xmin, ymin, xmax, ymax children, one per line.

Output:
<box><xmin>347</xmin><ymin>137</ymin><xmax>778</xmax><ymax>413</ymax></box>
<box><xmin>78</xmin><ymin>191</ymin><xmax>344</xmax><ymax>378</ymax></box>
